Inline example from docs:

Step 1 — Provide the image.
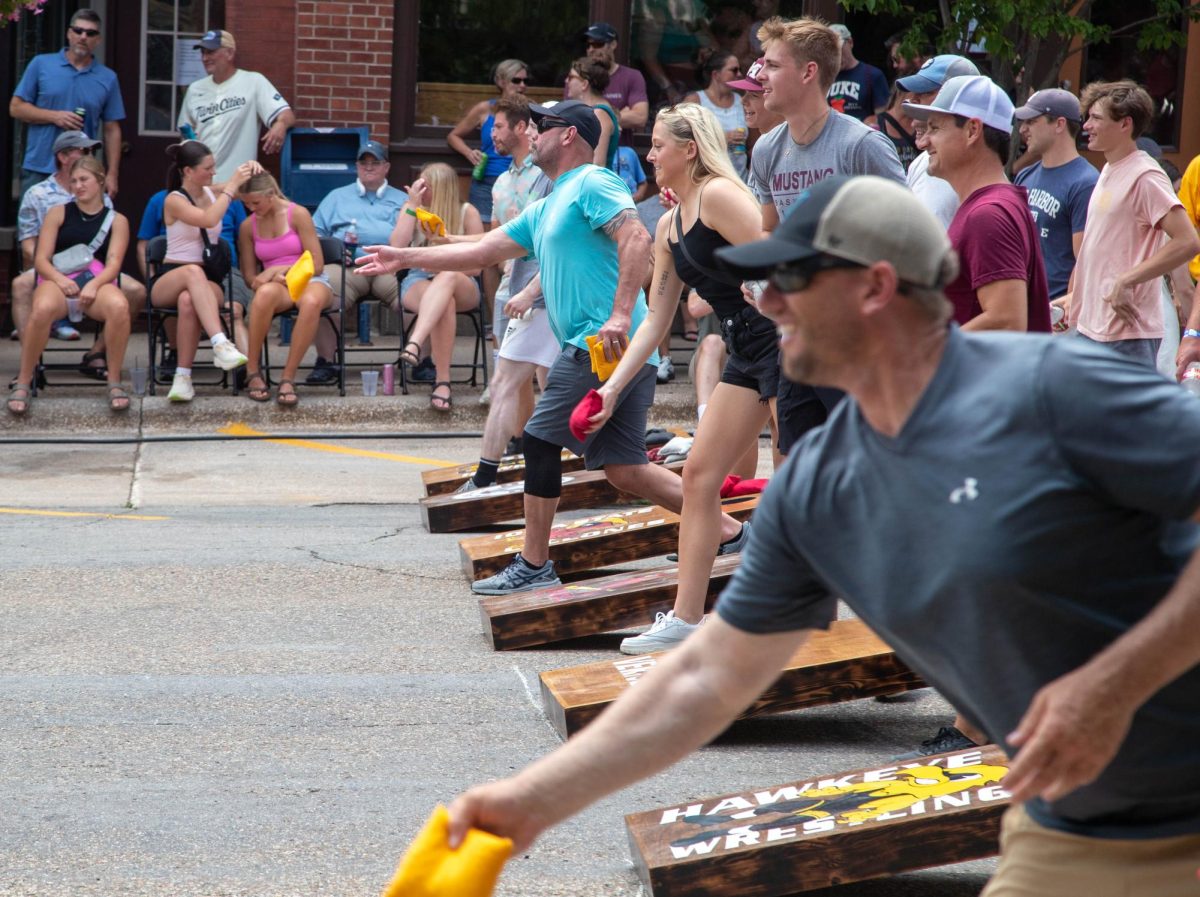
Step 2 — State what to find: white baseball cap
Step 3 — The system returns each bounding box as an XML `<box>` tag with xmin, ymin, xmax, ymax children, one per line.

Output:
<box><xmin>903</xmin><ymin>75</ymin><xmax>1015</xmax><ymax>133</ymax></box>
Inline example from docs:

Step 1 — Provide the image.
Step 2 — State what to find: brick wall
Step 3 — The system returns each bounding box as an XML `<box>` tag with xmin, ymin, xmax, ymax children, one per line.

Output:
<box><xmin>294</xmin><ymin>1</ymin><xmax>395</xmax><ymax>145</ymax></box>
<box><xmin>227</xmin><ymin>0</ymin><xmax>298</xmax><ymax>114</ymax></box>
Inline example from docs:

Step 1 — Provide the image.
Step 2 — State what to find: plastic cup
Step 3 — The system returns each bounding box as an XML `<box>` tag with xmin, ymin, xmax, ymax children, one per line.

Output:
<box><xmin>130</xmin><ymin>366</ymin><xmax>147</xmax><ymax>396</ymax></box>
<box><xmin>361</xmin><ymin>370</ymin><xmax>379</xmax><ymax>396</ymax></box>
<box><xmin>66</xmin><ymin>297</ymin><xmax>83</xmax><ymax>323</ymax></box>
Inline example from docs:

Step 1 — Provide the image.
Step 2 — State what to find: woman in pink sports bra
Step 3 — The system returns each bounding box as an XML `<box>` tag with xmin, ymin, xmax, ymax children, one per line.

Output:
<box><xmin>237</xmin><ymin>172</ymin><xmax>333</xmax><ymax>406</ymax></box>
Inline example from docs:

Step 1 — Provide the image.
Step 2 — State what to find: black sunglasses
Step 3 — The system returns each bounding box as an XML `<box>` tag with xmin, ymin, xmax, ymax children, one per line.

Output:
<box><xmin>536</xmin><ymin>117</ymin><xmax>572</xmax><ymax>134</ymax></box>
<box><xmin>586</xmin><ymin>39</ymin><xmax>609</xmax><ymax>48</ymax></box>
<box><xmin>769</xmin><ymin>257</ymin><xmax>864</xmax><ymax>293</ymax></box>
<box><xmin>510</xmin><ymin>77</ymin><xmax>530</xmax><ymax>84</ymax></box>
<box><xmin>70</xmin><ymin>25</ymin><xmax>101</xmax><ymax>37</ymax></box>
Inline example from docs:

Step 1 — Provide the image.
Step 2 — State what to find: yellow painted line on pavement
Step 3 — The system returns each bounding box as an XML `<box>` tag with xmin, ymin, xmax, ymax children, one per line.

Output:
<box><xmin>219</xmin><ymin>423</ymin><xmax>458</xmax><ymax>467</ymax></box>
<box><xmin>0</xmin><ymin>508</ymin><xmax>169</xmax><ymax>521</ymax></box>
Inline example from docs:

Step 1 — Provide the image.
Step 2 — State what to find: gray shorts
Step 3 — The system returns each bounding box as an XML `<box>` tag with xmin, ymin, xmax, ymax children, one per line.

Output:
<box><xmin>525</xmin><ymin>345</ymin><xmax>656</xmax><ymax>470</ymax></box>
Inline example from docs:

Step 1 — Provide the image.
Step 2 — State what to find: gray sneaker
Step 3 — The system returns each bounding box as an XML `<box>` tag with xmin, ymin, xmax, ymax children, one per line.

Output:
<box><xmin>892</xmin><ymin>726</ymin><xmax>979</xmax><ymax>761</ymax></box>
<box><xmin>453</xmin><ymin>478</ymin><xmax>480</xmax><ymax>494</ymax></box>
<box><xmin>619</xmin><ymin>610</ymin><xmax>701</xmax><ymax>655</ymax></box>
<box><xmin>667</xmin><ymin>519</ymin><xmax>751</xmax><ymax>563</ymax></box>
<box><xmin>471</xmin><ymin>554</ymin><xmax>561</xmax><ymax>595</ymax></box>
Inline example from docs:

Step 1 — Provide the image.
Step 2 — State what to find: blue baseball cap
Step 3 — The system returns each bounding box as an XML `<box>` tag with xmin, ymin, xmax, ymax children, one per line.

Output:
<box><xmin>358</xmin><ymin>140</ymin><xmax>388</xmax><ymax>161</ymax></box>
<box><xmin>897</xmin><ymin>54</ymin><xmax>979</xmax><ymax>94</ymax></box>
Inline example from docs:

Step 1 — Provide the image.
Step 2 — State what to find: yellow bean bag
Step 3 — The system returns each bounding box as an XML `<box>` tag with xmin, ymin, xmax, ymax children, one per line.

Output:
<box><xmin>380</xmin><ymin>804</ymin><xmax>512</xmax><ymax>897</ymax></box>
<box><xmin>285</xmin><ymin>250</ymin><xmax>314</xmax><ymax>301</ymax></box>
<box><xmin>586</xmin><ymin>334</ymin><xmax>619</xmax><ymax>383</ymax></box>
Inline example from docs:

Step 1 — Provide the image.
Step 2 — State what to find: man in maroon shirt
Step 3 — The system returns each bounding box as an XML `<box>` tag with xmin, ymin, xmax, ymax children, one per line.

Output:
<box><xmin>906</xmin><ymin>75</ymin><xmax>1051</xmax><ymax>333</ymax></box>
<box><xmin>583</xmin><ymin>22</ymin><xmax>649</xmax><ymax>145</ymax></box>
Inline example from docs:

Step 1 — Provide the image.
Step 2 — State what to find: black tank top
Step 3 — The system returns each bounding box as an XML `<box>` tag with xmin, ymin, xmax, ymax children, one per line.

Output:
<box><xmin>56</xmin><ymin>202</ymin><xmax>112</xmax><ymax>260</ymax></box>
<box><xmin>668</xmin><ymin>189</ymin><xmax>746</xmax><ymax>319</ymax></box>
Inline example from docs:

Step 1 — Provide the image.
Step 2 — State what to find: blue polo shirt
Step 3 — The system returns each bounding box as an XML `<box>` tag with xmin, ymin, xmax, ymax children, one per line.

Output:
<box><xmin>14</xmin><ymin>49</ymin><xmax>126</xmax><ymax>175</ymax></box>
<box><xmin>312</xmin><ymin>181</ymin><xmax>409</xmax><ymax>250</ymax></box>
<box><xmin>137</xmin><ymin>189</ymin><xmax>246</xmax><ymax>268</ymax></box>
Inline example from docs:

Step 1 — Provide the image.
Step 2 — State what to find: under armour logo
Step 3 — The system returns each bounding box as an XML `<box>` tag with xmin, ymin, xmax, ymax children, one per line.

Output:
<box><xmin>950</xmin><ymin>478</ymin><xmax>979</xmax><ymax>504</ymax></box>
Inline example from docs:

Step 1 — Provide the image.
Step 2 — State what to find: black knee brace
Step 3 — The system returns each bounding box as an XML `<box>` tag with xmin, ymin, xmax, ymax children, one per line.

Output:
<box><xmin>522</xmin><ymin>432</ymin><xmax>563</xmax><ymax>499</ymax></box>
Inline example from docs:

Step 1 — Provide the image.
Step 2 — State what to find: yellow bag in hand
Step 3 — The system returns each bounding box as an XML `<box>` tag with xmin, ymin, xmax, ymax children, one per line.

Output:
<box><xmin>586</xmin><ymin>334</ymin><xmax>619</xmax><ymax>383</ymax></box>
<box><xmin>380</xmin><ymin>804</ymin><xmax>512</xmax><ymax>897</ymax></box>
<box><xmin>407</xmin><ymin>207</ymin><xmax>446</xmax><ymax>237</ymax></box>
<box><xmin>285</xmin><ymin>250</ymin><xmax>314</xmax><ymax>302</ymax></box>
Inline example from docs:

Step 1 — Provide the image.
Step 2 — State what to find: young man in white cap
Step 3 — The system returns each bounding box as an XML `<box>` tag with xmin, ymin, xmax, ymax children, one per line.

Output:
<box><xmin>1013</xmin><ymin>89</ymin><xmax>1098</xmax><ymax>305</ymax></box>
<box><xmin>905</xmin><ymin>75</ymin><xmax>1051</xmax><ymax>335</ymax></box>
<box><xmin>896</xmin><ymin>54</ymin><xmax>980</xmax><ymax>228</ymax></box>
<box><xmin>444</xmin><ymin>176</ymin><xmax>1200</xmax><ymax>897</ymax></box>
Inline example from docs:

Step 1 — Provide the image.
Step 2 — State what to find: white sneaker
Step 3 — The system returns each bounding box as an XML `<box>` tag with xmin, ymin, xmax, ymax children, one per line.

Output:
<box><xmin>619</xmin><ymin>611</ymin><xmax>701</xmax><ymax>655</ymax></box>
<box><xmin>167</xmin><ymin>372</ymin><xmax>194</xmax><ymax>403</ymax></box>
<box><xmin>211</xmin><ymin>340</ymin><xmax>248</xmax><ymax>371</ymax></box>
<box><xmin>479</xmin><ymin>386</ymin><xmax>491</xmax><ymax>406</ymax></box>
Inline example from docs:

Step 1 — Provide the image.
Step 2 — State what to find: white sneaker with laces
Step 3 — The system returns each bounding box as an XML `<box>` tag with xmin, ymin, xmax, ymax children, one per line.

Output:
<box><xmin>167</xmin><ymin>372</ymin><xmax>194</xmax><ymax>403</ymax></box>
<box><xmin>212</xmin><ymin>340</ymin><xmax>248</xmax><ymax>371</ymax></box>
<box><xmin>619</xmin><ymin>610</ymin><xmax>701</xmax><ymax>655</ymax></box>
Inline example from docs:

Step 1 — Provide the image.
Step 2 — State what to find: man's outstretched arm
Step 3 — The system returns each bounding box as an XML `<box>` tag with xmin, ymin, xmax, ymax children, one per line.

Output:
<box><xmin>355</xmin><ymin>228</ymin><xmax>526</xmax><ymax>276</ymax></box>
<box><xmin>446</xmin><ymin>617</ymin><xmax>809</xmax><ymax>853</ymax></box>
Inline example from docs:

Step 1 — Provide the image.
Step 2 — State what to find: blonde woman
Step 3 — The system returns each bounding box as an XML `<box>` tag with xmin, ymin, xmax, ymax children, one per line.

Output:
<box><xmin>9</xmin><ymin>156</ymin><xmax>132</xmax><ymax>415</ymax></box>
<box><xmin>581</xmin><ymin>103</ymin><xmax>772</xmax><ymax>654</ymax></box>
<box><xmin>564</xmin><ymin>56</ymin><xmax>619</xmax><ymax>171</ymax></box>
<box><xmin>391</xmin><ymin>162</ymin><xmax>485</xmax><ymax>410</ymax></box>
<box><xmin>447</xmin><ymin>58</ymin><xmax>529</xmax><ymax>221</ymax></box>
<box><xmin>237</xmin><ymin>172</ymin><xmax>333</xmax><ymax>406</ymax></box>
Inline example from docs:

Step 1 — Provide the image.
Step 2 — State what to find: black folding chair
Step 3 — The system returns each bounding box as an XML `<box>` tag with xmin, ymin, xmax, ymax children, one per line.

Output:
<box><xmin>395</xmin><ymin>275</ymin><xmax>489</xmax><ymax>396</ymax></box>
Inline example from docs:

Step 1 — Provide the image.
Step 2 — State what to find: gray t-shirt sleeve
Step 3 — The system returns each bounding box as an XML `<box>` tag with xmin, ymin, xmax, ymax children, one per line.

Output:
<box><xmin>851</xmin><ymin>129</ymin><xmax>906</xmax><ymax>185</ymax></box>
<box><xmin>1040</xmin><ymin>340</ymin><xmax>1200</xmax><ymax>519</ymax></box>
<box><xmin>715</xmin><ymin>460</ymin><xmax>839</xmax><ymax>634</ymax></box>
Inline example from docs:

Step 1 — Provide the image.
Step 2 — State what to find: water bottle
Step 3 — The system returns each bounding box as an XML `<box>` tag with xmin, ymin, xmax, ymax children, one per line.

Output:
<box><xmin>179</xmin><ymin>124</ymin><xmax>197</xmax><ymax>141</ymax></box>
<box><xmin>472</xmin><ymin>152</ymin><xmax>489</xmax><ymax>181</ymax></box>
<box><xmin>343</xmin><ymin>219</ymin><xmax>359</xmax><ymax>266</ymax></box>
<box><xmin>1183</xmin><ymin>363</ymin><xmax>1200</xmax><ymax>398</ymax></box>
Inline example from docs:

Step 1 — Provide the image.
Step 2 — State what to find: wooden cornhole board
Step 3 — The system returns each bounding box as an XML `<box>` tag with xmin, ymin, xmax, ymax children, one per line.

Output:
<box><xmin>538</xmin><ymin>618</ymin><xmax>924</xmax><ymax>739</ymax></box>
<box><xmin>626</xmin><ymin>744</ymin><xmax>1010</xmax><ymax>896</ymax></box>
<box><xmin>421</xmin><ymin>450</ymin><xmax>583</xmax><ymax>496</ymax></box>
<box><xmin>421</xmin><ymin>461</ymin><xmax>685</xmax><ymax>533</ymax></box>
<box><xmin>481</xmin><ymin>554</ymin><xmax>742</xmax><ymax>650</ymax></box>
<box><xmin>459</xmin><ymin>496</ymin><xmax>759</xmax><ymax>581</ymax></box>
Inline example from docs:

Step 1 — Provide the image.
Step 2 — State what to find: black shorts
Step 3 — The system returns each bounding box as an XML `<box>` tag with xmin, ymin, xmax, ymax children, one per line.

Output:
<box><xmin>718</xmin><ymin>307</ymin><xmax>779</xmax><ymax>402</ymax></box>
<box><xmin>776</xmin><ymin>377</ymin><xmax>845</xmax><ymax>454</ymax></box>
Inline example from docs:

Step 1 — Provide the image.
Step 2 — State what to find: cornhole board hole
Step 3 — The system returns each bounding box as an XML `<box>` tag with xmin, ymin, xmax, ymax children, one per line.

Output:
<box><xmin>421</xmin><ymin>462</ymin><xmax>685</xmax><ymax>533</ymax></box>
<box><xmin>538</xmin><ymin>618</ymin><xmax>924</xmax><ymax>739</ymax></box>
<box><xmin>459</xmin><ymin>496</ymin><xmax>759</xmax><ymax>582</ymax></box>
<box><xmin>421</xmin><ymin>450</ymin><xmax>584</xmax><ymax>496</ymax></box>
<box><xmin>626</xmin><ymin>744</ymin><xmax>1010</xmax><ymax>896</ymax></box>
<box><xmin>481</xmin><ymin>554</ymin><xmax>742</xmax><ymax>650</ymax></box>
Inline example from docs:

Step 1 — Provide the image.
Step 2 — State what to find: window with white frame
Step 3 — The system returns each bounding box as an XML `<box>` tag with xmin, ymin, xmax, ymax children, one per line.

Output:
<box><xmin>140</xmin><ymin>0</ymin><xmax>223</xmax><ymax>135</ymax></box>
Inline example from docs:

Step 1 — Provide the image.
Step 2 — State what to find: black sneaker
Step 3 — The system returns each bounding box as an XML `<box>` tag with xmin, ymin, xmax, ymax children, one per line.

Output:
<box><xmin>893</xmin><ymin>726</ymin><xmax>979</xmax><ymax>761</ymax></box>
<box><xmin>160</xmin><ymin>349</ymin><xmax>178</xmax><ymax>377</ymax></box>
<box><xmin>410</xmin><ymin>356</ymin><xmax>436</xmax><ymax>382</ymax></box>
<box><xmin>305</xmin><ymin>357</ymin><xmax>338</xmax><ymax>385</ymax></box>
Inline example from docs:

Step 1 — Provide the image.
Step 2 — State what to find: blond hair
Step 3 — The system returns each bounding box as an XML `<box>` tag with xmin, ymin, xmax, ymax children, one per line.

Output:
<box><xmin>69</xmin><ymin>154</ymin><xmax>107</xmax><ymax>185</ymax></box>
<box><xmin>656</xmin><ymin>104</ymin><xmax>756</xmax><ymax>204</ymax></box>
<box><xmin>237</xmin><ymin>171</ymin><xmax>286</xmax><ymax>198</ymax></box>
<box><xmin>757</xmin><ymin>16</ymin><xmax>841</xmax><ymax>91</ymax></box>
<box><xmin>418</xmin><ymin>162</ymin><xmax>465</xmax><ymax>241</ymax></box>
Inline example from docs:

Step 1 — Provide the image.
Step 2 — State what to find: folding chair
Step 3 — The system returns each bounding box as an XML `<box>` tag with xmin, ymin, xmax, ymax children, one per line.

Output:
<box><xmin>144</xmin><ymin>235</ymin><xmax>239</xmax><ymax>395</ymax></box>
<box><xmin>259</xmin><ymin>235</ymin><xmax>346</xmax><ymax>396</ymax></box>
<box><xmin>395</xmin><ymin>276</ymin><xmax>489</xmax><ymax>396</ymax></box>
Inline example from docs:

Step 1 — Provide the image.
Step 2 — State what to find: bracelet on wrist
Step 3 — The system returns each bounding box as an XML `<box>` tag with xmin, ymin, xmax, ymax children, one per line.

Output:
<box><xmin>1183</xmin><ymin>329</ymin><xmax>1200</xmax><ymax>340</ymax></box>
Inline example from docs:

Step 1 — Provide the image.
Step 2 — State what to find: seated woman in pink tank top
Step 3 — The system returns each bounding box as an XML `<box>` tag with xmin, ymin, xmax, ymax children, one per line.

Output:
<box><xmin>237</xmin><ymin>172</ymin><xmax>334</xmax><ymax>406</ymax></box>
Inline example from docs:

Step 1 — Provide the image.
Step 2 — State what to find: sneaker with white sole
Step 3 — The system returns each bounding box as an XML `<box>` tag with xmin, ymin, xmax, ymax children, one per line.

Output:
<box><xmin>211</xmin><ymin>340</ymin><xmax>248</xmax><ymax>371</ymax></box>
<box><xmin>656</xmin><ymin>356</ymin><xmax>675</xmax><ymax>384</ymax></box>
<box><xmin>167</xmin><ymin>372</ymin><xmax>194</xmax><ymax>402</ymax></box>
<box><xmin>668</xmin><ymin>519</ymin><xmax>752</xmax><ymax>563</ymax></box>
<box><xmin>471</xmin><ymin>553</ymin><xmax>561</xmax><ymax>595</ymax></box>
<box><xmin>619</xmin><ymin>610</ymin><xmax>702</xmax><ymax>655</ymax></box>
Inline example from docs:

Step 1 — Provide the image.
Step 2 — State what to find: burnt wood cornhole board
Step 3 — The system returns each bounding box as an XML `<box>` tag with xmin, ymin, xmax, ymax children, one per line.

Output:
<box><xmin>421</xmin><ymin>461</ymin><xmax>686</xmax><ymax>533</ymax></box>
<box><xmin>538</xmin><ymin>618</ymin><xmax>925</xmax><ymax>739</ymax></box>
<box><xmin>421</xmin><ymin>450</ymin><xmax>584</xmax><ymax>496</ymax></box>
<box><xmin>625</xmin><ymin>744</ymin><xmax>1010</xmax><ymax>896</ymax></box>
<box><xmin>459</xmin><ymin>496</ymin><xmax>760</xmax><ymax>581</ymax></box>
<box><xmin>480</xmin><ymin>554</ymin><xmax>743</xmax><ymax>650</ymax></box>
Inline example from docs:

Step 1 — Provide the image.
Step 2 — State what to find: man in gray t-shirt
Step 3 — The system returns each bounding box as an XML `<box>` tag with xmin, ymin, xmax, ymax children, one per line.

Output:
<box><xmin>443</xmin><ymin>177</ymin><xmax>1200</xmax><ymax>892</ymax></box>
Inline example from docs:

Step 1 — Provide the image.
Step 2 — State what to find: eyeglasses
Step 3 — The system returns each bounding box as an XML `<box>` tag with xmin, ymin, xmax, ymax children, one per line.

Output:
<box><xmin>768</xmin><ymin>257</ymin><xmax>864</xmax><ymax>293</ymax></box>
<box><xmin>536</xmin><ymin>118</ymin><xmax>572</xmax><ymax>134</ymax></box>
<box><xmin>510</xmin><ymin>77</ymin><xmax>529</xmax><ymax>85</ymax></box>
<box><xmin>70</xmin><ymin>26</ymin><xmax>101</xmax><ymax>37</ymax></box>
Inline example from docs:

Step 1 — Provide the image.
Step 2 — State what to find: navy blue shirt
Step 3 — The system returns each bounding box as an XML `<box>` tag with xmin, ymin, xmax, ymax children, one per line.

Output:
<box><xmin>827</xmin><ymin>62</ymin><xmax>889</xmax><ymax>121</ymax></box>
<box><xmin>1014</xmin><ymin>156</ymin><xmax>1098</xmax><ymax>298</ymax></box>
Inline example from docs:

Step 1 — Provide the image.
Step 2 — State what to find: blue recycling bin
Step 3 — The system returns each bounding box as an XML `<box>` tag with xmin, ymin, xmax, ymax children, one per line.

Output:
<box><xmin>280</xmin><ymin>126</ymin><xmax>370</xmax><ymax>212</ymax></box>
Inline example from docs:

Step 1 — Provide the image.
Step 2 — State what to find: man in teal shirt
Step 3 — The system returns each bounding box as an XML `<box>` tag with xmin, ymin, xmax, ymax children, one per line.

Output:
<box><xmin>358</xmin><ymin>101</ymin><xmax>713</xmax><ymax>594</ymax></box>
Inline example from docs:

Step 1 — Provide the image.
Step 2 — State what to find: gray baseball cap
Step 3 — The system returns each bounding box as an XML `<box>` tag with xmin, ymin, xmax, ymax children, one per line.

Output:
<box><xmin>358</xmin><ymin>140</ymin><xmax>388</xmax><ymax>161</ymax></box>
<box><xmin>53</xmin><ymin>131</ymin><xmax>101</xmax><ymax>154</ymax></box>
<box><xmin>896</xmin><ymin>54</ymin><xmax>980</xmax><ymax>94</ymax></box>
<box><xmin>714</xmin><ymin>175</ymin><xmax>958</xmax><ymax>290</ymax></box>
<box><xmin>1014</xmin><ymin>88</ymin><xmax>1081</xmax><ymax>123</ymax></box>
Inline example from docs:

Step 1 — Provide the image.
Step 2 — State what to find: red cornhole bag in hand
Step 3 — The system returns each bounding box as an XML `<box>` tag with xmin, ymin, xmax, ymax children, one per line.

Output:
<box><xmin>569</xmin><ymin>389</ymin><xmax>604</xmax><ymax>442</ymax></box>
<box><xmin>720</xmin><ymin>475</ymin><xmax>769</xmax><ymax>498</ymax></box>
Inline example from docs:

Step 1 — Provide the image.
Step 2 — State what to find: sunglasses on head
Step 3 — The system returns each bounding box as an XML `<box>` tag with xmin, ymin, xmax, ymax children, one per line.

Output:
<box><xmin>536</xmin><ymin>117</ymin><xmax>572</xmax><ymax>134</ymax></box>
<box><xmin>769</xmin><ymin>257</ymin><xmax>864</xmax><ymax>293</ymax></box>
<box><xmin>511</xmin><ymin>76</ymin><xmax>529</xmax><ymax>84</ymax></box>
<box><xmin>70</xmin><ymin>25</ymin><xmax>101</xmax><ymax>37</ymax></box>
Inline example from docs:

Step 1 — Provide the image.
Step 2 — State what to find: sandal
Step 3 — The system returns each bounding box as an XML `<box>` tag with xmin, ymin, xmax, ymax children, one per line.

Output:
<box><xmin>276</xmin><ymin>378</ymin><xmax>299</xmax><ymax>407</ymax></box>
<box><xmin>7</xmin><ymin>382</ymin><xmax>31</xmax><ymax>416</ymax></box>
<box><xmin>430</xmin><ymin>380</ymin><xmax>452</xmax><ymax>412</ymax></box>
<box><xmin>399</xmin><ymin>340</ymin><xmax>421</xmax><ymax>367</ymax></box>
<box><xmin>245</xmin><ymin>371</ymin><xmax>271</xmax><ymax>402</ymax></box>
<box><xmin>682</xmin><ymin>329</ymin><xmax>699</xmax><ymax>342</ymax></box>
<box><xmin>79</xmin><ymin>350</ymin><xmax>108</xmax><ymax>381</ymax></box>
<box><xmin>107</xmin><ymin>384</ymin><xmax>130</xmax><ymax>413</ymax></box>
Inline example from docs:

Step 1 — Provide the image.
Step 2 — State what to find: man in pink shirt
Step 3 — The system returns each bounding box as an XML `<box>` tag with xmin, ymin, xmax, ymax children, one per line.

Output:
<box><xmin>1067</xmin><ymin>80</ymin><xmax>1200</xmax><ymax>368</ymax></box>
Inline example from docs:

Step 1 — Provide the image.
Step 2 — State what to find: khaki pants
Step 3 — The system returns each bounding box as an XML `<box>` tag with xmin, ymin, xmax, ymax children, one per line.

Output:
<box><xmin>982</xmin><ymin>805</ymin><xmax>1200</xmax><ymax>897</ymax></box>
<box><xmin>325</xmin><ymin>265</ymin><xmax>398</xmax><ymax>310</ymax></box>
